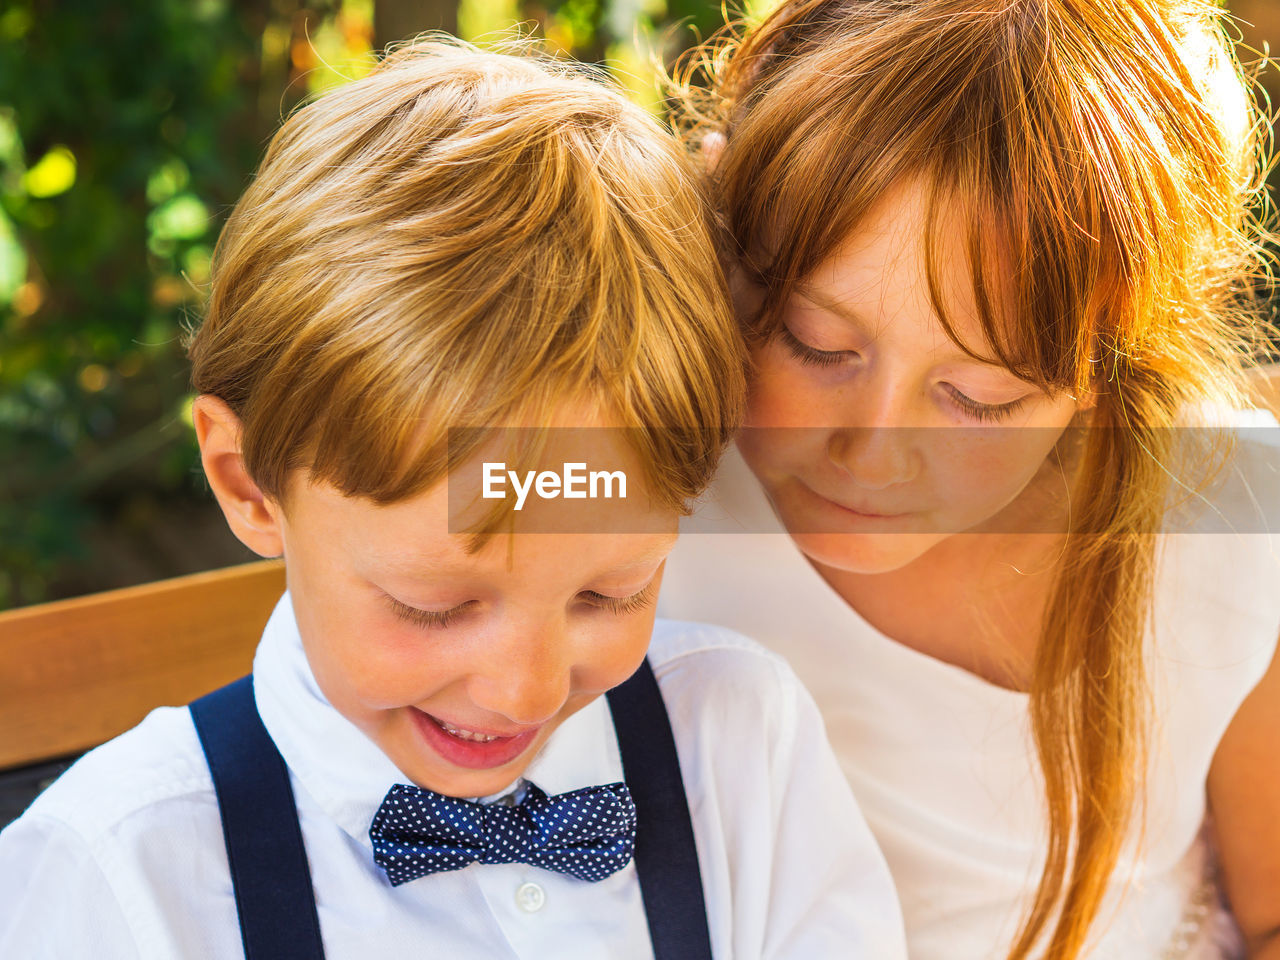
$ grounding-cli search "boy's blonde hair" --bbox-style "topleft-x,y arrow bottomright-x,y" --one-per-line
189,38 -> 744,511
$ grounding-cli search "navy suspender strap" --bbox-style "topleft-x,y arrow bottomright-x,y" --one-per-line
190,676 -> 327,960
192,660 -> 712,960
606,659 -> 715,960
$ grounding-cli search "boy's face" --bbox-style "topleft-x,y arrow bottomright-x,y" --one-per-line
273,435 -> 678,800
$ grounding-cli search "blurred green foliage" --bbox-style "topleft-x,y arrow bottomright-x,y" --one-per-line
0,0 -> 278,607
0,0 -> 739,609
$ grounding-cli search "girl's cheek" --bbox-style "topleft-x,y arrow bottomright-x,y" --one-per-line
746,353 -> 819,427
935,437 -> 1056,518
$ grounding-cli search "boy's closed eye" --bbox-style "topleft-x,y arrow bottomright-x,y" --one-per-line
385,596 -> 477,630
578,580 -> 660,615
383,578 -> 659,631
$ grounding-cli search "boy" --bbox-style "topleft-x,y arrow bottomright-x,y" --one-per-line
0,41 -> 906,959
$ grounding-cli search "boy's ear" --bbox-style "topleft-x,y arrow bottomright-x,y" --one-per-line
191,395 -> 285,558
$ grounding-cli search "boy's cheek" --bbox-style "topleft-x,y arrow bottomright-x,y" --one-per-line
577,616 -> 656,694
345,659 -> 451,712
305,627 -> 449,712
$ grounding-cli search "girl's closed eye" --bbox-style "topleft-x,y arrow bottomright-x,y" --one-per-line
941,383 -> 1029,423
777,324 -> 858,368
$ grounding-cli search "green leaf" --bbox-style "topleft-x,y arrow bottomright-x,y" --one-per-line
147,193 -> 210,242
22,145 -> 76,199
146,159 -> 190,205
0,205 -> 26,303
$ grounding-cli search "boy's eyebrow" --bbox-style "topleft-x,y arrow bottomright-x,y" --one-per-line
366,544 -> 477,577
612,536 -> 681,570
372,534 -> 679,579
572,536 -> 682,581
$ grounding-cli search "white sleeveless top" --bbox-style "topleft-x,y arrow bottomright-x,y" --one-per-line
659,419 -> 1280,959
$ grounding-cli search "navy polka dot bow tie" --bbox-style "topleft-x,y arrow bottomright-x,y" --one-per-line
369,781 -> 637,886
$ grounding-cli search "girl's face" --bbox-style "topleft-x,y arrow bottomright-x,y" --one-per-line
738,180 -> 1086,574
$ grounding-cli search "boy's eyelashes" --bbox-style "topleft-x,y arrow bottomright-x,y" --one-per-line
578,580 -> 659,616
383,580 -> 659,631
385,596 -> 475,630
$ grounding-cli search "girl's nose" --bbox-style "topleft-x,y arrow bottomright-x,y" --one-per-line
826,376 -> 920,489
827,426 -> 919,490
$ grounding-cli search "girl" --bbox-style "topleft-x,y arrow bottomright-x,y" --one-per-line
659,1 -> 1280,957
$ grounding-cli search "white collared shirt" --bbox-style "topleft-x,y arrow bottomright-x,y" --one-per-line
0,596 -> 906,959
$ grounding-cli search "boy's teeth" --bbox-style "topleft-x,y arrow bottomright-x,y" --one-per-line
438,719 -> 499,743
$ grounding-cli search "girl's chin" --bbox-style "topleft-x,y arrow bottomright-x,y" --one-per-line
790,530 -> 945,576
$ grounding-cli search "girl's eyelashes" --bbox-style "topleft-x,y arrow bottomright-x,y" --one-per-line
943,383 -> 1028,422
777,324 -> 857,368
779,323 -> 1028,422
779,313 -> 1036,422
579,580 -> 658,616
386,596 -> 474,630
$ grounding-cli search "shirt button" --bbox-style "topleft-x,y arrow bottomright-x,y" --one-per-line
515,881 -> 546,913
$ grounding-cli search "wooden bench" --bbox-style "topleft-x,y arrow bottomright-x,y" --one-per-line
0,560 -> 285,825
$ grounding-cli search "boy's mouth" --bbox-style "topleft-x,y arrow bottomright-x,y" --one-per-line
409,708 -> 542,770
435,718 -> 500,743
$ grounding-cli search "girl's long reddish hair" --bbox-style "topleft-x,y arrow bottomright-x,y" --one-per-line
672,1 -> 1273,956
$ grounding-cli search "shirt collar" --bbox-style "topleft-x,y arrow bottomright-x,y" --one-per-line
252,594 -> 624,853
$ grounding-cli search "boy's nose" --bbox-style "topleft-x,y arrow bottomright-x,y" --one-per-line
468,622 -> 573,728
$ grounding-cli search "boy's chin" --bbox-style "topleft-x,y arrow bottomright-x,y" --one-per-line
412,770 -> 527,802
398,753 -> 538,802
